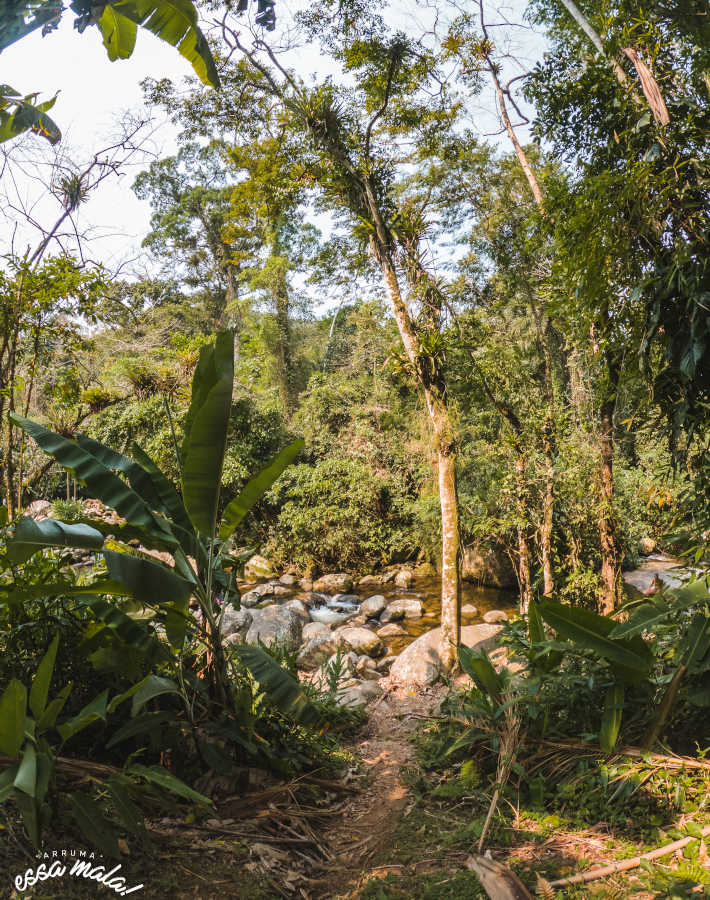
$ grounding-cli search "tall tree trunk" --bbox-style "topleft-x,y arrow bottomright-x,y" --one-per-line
515,455 -> 532,614
541,421 -> 555,596
436,410 -> 462,667
598,395 -> 619,614
375,245 -> 461,669
273,278 -> 296,416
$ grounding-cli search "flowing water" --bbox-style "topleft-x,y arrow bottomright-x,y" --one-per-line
357,577 -> 518,655
242,576 -> 519,657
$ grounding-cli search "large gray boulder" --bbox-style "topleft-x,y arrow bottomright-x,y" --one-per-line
380,597 -> 422,623
283,599 -> 310,623
462,544 -> 517,588
220,607 -> 253,643
360,594 -> 387,618
336,679 -> 383,708
313,573 -> 353,593
389,624 -> 503,686
357,574 -> 384,587
246,604 -> 303,651
297,633 -> 339,669
332,625 -> 383,657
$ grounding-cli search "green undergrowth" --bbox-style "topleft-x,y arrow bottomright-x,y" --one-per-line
351,715 -> 710,900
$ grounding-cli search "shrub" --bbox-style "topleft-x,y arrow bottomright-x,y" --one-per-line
266,456 -> 416,572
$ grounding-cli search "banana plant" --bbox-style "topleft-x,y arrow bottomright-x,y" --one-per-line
0,85 -> 61,146
0,634 -> 213,855
536,597 -> 655,752
7,329 -> 309,722
609,578 -> 710,749
0,2 -> 220,88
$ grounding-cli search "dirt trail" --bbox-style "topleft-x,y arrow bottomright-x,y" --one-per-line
309,679 -> 446,898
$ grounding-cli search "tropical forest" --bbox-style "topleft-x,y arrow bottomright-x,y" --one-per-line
0,0 -> 709,897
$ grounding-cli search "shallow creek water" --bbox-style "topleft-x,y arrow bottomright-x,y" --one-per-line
239,576 -> 519,657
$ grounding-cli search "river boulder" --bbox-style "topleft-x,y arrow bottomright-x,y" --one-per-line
244,554 -> 276,582
380,597 -> 422,623
246,604 -> 303,651
360,594 -> 387,618
390,624 -> 503,686
297,633 -> 339,669
313,573 -> 354,593
332,625 -> 383,657
483,610 -> 509,624
220,608 -> 253,643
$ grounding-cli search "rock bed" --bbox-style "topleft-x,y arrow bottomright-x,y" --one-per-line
221,567 -> 514,707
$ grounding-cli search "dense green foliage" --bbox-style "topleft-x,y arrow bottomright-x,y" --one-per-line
0,0 -> 709,886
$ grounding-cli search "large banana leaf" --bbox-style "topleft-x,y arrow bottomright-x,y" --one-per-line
679,613 -> 710,673
110,0 -> 220,87
11,414 -> 175,544
0,85 -> 61,145
234,644 -> 321,725
0,680 -> 27,758
103,549 -> 193,608
6,516 -> 105,564
76,433 -> 174,520
103,549 -> 193,648
130,443 -> 193,534
29,635 -> 59,720
181,331 -> 234,536
80,596 -> 160,655
219,438 -> 305,540
99,5 -> 137,59
537,598 -> 653,683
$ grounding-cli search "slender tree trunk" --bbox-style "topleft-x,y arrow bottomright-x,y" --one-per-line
375,246 -> 461,669
556,0 -> 631,88
514,455 -> 532,614
3,332 -> 18,520
541,421 -> 555,596
436,414 -> 462,667
485,53 -> 555,601
273,278 -> 296,416
598,397 -> 619,614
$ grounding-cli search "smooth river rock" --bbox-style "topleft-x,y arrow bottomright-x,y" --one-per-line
332,625 -> 383,657
244,554 -> 276,582
337,679 -> 383,708
297,633 -> 339,669
389,624 -> 503,686
313,573 -> 353,593
394,569 -> 414,588
360,594 -> 387,618
241,584 -> 275,607
462,604 -> 478,615
302,621 -> 330,641
246,604 -> 303,651
380,597 -> 422,623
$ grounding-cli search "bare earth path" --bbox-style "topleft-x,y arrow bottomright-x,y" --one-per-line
309,679 -> 446,899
